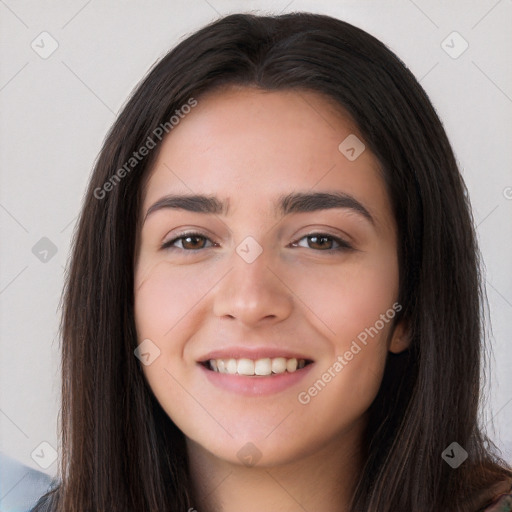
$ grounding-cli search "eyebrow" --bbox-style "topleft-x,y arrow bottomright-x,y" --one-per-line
143,191 -> 374,225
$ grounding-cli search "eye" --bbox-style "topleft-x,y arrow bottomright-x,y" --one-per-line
291,233 -> 352,251
161,232 -> 215,251
161,231 -> 352,252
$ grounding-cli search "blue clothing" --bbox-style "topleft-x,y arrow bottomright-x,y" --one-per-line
29,491 -> 55,512
0,452 -> 55,512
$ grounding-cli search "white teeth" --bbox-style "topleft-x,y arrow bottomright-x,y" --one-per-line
271,357 -> 287,374
207,356 -> 308,376
286,358 -> 298,372
237,358 -> 254,376
227,358 -> 237,374
254,358 -> 272,376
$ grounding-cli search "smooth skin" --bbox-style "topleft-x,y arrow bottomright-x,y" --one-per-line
134,86 -> 409,512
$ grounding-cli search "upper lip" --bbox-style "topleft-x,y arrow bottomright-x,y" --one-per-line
198,346 -> 314,362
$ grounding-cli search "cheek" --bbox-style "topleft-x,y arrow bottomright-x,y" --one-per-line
134,261 -> 201,391
290,249 -> 397,418
134,259 -> 211,342
289,249 -> 398,347
296,338 -> 389,444
134,261 -> 208,426
133,256 -> 229,386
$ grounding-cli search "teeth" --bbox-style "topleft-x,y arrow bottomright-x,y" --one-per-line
207,357 -> 307,376
237,358 -> 254,376
286,358 -> 297,372
227,358 -> 237,374
271,357 -> 287,374
255,358 -> 271,376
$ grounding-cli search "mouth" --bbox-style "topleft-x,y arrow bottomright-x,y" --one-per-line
197,348 -> 316,395
200,357 -> 314,376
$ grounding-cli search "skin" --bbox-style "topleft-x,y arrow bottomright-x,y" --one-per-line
134,86 -> 409,512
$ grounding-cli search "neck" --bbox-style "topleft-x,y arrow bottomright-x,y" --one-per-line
187,427 -> 364,512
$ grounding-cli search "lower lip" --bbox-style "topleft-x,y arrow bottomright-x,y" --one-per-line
199,363 -> 314,397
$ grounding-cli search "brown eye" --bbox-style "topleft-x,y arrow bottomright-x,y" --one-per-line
292,233 -> 352,251
161,232 -> 351,252
307,235 -> 334,250
161,232 -> 214,251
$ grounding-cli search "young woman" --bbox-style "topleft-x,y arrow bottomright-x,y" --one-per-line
32,11 -> 511,512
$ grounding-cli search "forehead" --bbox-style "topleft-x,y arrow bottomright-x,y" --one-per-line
141,87 -> 393,231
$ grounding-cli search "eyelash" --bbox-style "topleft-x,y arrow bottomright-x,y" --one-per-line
160,231 -> 353,253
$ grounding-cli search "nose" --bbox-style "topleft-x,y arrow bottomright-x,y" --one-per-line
212,244 -> 294,327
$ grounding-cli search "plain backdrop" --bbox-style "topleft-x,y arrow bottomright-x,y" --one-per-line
1,0 -> 511,479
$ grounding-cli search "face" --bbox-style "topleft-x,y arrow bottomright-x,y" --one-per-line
134,87 -> 408,467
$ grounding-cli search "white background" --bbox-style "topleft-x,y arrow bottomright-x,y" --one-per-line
1,0 -> 511,478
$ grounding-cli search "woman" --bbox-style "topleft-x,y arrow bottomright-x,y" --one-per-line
32,11 -> 511,512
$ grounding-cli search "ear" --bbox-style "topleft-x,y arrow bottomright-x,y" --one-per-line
388,320 -> 411,354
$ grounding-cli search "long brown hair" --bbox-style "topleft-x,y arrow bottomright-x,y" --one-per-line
35,12 -> 510,511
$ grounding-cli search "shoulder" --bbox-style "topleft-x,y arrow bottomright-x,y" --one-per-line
477,478 -> 512,512
30,487 -> 59,512
0,451 -> 54,512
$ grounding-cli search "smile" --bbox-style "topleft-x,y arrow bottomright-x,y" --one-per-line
198,354 -> 315,396
204,357 -> 312,376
